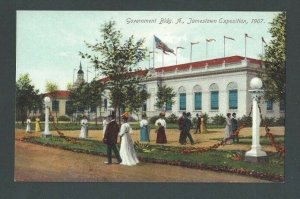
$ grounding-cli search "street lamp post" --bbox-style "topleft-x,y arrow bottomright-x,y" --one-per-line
42,96 -> 52,137
245,77 -> 268,162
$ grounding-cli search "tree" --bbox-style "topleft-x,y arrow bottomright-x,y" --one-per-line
155,85 -> 176,111
259,12 -> 286,103
89,80 -> 106,125
124,84 -> 150,119
45,81 -> 59,122
16,73 -> 42,125
80,21 -> 148,123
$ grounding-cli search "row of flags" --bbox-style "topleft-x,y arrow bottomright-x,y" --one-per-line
154,34 -> 267,56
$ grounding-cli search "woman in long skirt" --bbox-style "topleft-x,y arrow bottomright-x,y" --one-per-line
155,112 -> 167,144
200,114 -> 208,134
26,118 -> 31,133
224,113 -> 232,144
79,116 -> 88,138
139,113 -> 150,142
119,112 -> 139,166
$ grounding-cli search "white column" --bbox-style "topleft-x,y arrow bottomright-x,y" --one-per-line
245,77 -> 267,161
42,97 -> 52,137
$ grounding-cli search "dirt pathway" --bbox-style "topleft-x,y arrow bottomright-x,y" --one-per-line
15,141 -> 270,182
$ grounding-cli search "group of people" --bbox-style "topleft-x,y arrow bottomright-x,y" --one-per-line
102,112 -> 139,166
25,117 -> 41,133
224,112 -> 239,144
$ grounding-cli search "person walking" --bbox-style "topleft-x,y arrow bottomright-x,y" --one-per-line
139,113 -> 150,142
231,113 -> 239,143
200,113 -> 208,134
119,112 -> 139,166
194,113 -> 201,134
178,112 -> 186,144
103,113 -> 122,164
182,112 -> 195,145
155,112 -> 167,144
224,113 -> 232,144
102,116 -> 109,139
79,115 -> 88,138
35,117 -> 41,132
26,118 -> 31,133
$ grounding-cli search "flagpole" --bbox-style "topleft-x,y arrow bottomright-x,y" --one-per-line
153,37 -> 155,68
224,36 -> 225,58
190,43 -> 192,62
206,40 -> 208,59
162,52 -> 164,67
245,34 -> 247,60
176,48 -> 178,65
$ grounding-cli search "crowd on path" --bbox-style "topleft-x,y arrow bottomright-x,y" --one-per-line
24,110 -> 240,167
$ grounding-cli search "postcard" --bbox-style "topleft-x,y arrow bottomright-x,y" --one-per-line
15,11 -> 285,183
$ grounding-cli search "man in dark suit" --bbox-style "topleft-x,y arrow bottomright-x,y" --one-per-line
103,113 -> 122,164
178,112 -> 186,144
231,113 -> 239,143
182,112 -> 195,145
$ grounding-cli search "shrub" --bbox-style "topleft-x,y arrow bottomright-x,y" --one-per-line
166,113 -> 178,124
263,117 -> 275,126
149,115 -> 160,124
275,116 -> 285,126
211,114 -> 226,126
58,115 -> 71,122
237,115 -> 252,127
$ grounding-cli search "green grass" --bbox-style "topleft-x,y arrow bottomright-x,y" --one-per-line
210,135 -> 284,145
25,136 -> 284,178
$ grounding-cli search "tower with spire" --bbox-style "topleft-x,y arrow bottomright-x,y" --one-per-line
73,62 -> 85,88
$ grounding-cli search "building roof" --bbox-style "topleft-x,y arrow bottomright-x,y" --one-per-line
98,55 -> 262,82
43,90 -> 70,98
155,55 -> 262,72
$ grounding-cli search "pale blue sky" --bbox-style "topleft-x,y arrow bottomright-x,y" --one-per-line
16,11 -> 279,93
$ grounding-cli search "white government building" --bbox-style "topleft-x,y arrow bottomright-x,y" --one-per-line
44,55 -> 284,120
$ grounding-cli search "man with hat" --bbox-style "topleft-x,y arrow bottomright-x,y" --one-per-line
103,112 -> 122,164
182,112 -> 195,145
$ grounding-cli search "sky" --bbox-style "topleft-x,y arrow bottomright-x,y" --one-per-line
16,11 -> 279,93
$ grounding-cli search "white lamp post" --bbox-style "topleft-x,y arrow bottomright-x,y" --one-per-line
245,77 -> 268,162
42,96 -> 52,137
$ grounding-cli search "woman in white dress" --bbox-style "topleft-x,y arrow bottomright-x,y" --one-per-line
79,116 -> 88,138
119,112 -> 139,166
26,118 -> 31,133
224,113 -> 232,144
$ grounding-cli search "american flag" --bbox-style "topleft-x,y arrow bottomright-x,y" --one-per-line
154,35 -> 175,55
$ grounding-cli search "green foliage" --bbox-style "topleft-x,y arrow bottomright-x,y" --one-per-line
58,115 -> 71,122
211,114 -> 226,126
79,20 -> 148,122
124,84 -> 150,115
262,116 -> 285,126
237,115 -> 252,127
154,85 -> 176,111
25,136 -> 284,177
16,73 -> 42,124
149,115 -> 160,124
166,113 -> 178,124
260,12 -> 286,103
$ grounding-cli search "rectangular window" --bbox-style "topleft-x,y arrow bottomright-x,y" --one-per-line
179,93 -> 186,110
211,91 -> 219,110
229,90 -> 238,109
142,103 -> 147,111
266,100 -> 273,111
91,105 -> 97,112
166,102 -> 172,110
52,100 -> 59,112
194,92 -> 202,110
280,100 -> 285,111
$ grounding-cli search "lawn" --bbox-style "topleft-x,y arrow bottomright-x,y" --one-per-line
23,135 -> 284,182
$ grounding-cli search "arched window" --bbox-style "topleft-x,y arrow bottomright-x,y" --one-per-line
227,82 -> 238,109
193,85 -> 202,110
209,83 -> 219,110
266,100 -> 273,111
178,86 -> 186,111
